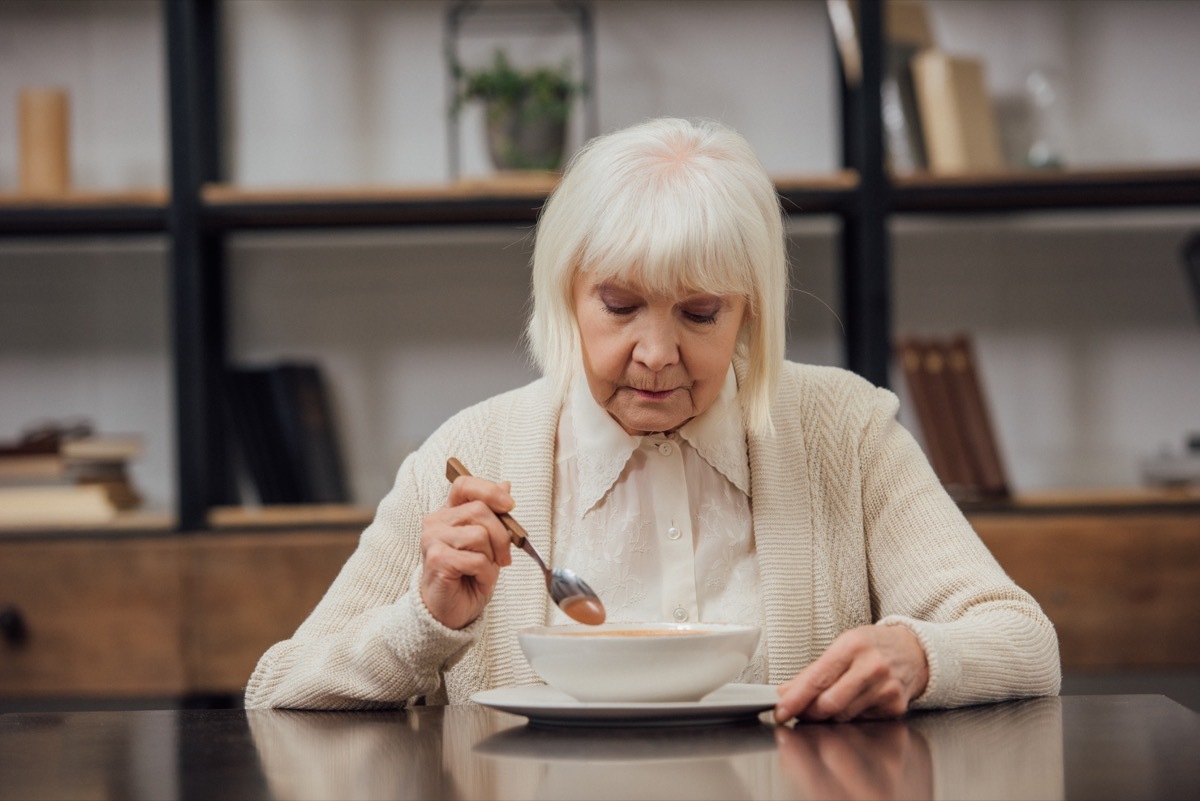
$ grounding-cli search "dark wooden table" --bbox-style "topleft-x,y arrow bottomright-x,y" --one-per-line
1,695 -> 1197,800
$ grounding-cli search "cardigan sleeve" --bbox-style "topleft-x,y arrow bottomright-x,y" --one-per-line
243,443 -> 480,710
857,387 -> 1061,709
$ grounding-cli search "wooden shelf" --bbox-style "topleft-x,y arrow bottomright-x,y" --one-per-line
891,165 -> 1200,213
207,504 -> 374,531
0,189 -> 168,236
3,165 -> 1193,237
0,511 -> 175,541
774,170 -> 859,214
199,172 -> 860,230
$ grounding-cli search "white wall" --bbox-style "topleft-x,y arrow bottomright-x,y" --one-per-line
0,0 -> 165,190
1,0 -> 1198,511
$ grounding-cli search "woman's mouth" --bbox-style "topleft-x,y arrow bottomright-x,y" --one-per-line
633,388 -> 676,400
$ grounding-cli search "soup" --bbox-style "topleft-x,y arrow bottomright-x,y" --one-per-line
554,628 -> 706,637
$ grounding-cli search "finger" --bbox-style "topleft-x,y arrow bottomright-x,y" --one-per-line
448,475 -> 515,515
447,478 -> 517,566
774,646 -> 855,723
425,542 -> 501,587
802,657 -> 887,722
438,499 -> 514,567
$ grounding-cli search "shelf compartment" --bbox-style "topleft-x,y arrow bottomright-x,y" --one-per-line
0,190 -> 168,236
892,165 -> 1200,213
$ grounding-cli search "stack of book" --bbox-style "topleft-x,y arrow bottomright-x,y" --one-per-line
895,334 -> 1009,503
0,426 -> 143,527
225,361 -> 349,506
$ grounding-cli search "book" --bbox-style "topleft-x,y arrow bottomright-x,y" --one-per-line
827,0 -> 934,172
899,337 -> 976,496
895,334 -> 1009,501
911,49 -> 1005,174
226,367 -> 303,504
60,436 -> 141,462
896,336 -> 957,485
0,453 -> 65,482
942,335 -> 1009,498
226,362 -> 349,506
266,364 -> 349,504
0,484 -> 118,526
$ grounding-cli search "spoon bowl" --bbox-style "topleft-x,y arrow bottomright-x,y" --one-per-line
446,458 -> 606,625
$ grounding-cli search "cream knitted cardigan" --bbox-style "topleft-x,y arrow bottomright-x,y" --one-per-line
244,361 -> 1061,710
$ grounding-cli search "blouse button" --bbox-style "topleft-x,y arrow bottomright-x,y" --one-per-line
667,526 -> 681,540
657,442 -> 673,456
672,607 -> 689,623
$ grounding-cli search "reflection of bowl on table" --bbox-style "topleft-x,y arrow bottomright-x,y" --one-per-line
474,720 -> 775,801
474,720 -> 777,762
517,622 -> 760,703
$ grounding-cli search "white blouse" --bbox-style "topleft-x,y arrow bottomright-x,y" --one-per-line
548,367 -> 768,683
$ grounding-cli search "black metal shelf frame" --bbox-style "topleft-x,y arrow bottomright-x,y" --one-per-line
891,172 -> 1200,213
0,206 -> 167,238
166,0 -> 228,530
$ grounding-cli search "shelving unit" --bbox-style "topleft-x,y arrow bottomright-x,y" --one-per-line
3,0 -> 1199,705
0,0 -> 1196,530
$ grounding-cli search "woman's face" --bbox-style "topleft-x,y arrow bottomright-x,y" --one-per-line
572,273 -> 747,435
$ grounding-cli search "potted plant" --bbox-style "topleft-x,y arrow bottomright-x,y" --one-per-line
453,49 -> 582,172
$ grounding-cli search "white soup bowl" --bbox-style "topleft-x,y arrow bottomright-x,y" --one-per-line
517,621 -> 761,703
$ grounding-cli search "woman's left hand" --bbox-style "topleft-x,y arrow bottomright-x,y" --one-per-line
774,625 -> 929,723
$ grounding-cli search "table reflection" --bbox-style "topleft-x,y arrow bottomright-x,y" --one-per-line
247,709 -> 452,801
470,722 -> 779,800
774,719 -> 933,800
245,697 -> 1065,801
910,697 -> 1065,801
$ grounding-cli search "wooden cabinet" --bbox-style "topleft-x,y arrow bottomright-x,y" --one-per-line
4,502 -> 1197,700
0,536 -> 185,697
971,509 -> 1200,670
183,530 -> 358,695
1,527 -> 359,701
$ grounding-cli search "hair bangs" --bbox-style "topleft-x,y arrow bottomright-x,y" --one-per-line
574,166 -> 757,307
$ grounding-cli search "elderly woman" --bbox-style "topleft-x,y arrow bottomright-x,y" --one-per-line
245,118 -> 1060,721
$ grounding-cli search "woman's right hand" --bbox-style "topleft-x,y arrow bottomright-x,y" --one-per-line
418,475 -> 515,630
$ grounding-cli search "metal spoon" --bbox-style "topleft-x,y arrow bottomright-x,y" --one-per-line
445,457 -> 606,626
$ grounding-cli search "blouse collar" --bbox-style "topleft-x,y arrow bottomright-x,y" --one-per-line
569,366 -> 750,515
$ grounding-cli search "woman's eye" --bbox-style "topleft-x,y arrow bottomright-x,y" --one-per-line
603,303 -> 638,316
682,307 -> 720,324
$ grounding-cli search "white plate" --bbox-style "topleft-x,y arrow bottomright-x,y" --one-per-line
471,683 -> 779,727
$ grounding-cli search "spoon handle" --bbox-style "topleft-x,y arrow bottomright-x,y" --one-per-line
445,457 -> 530,547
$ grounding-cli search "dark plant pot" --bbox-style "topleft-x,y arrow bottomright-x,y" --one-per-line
485,99 -> 567,172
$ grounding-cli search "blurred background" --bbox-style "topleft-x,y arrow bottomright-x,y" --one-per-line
1,0 -> 1197,711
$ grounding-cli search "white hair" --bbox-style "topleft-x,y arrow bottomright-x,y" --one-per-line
526,117 -> 788,435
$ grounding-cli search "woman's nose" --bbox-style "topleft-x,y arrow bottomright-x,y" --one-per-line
631,317 -> 680,371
